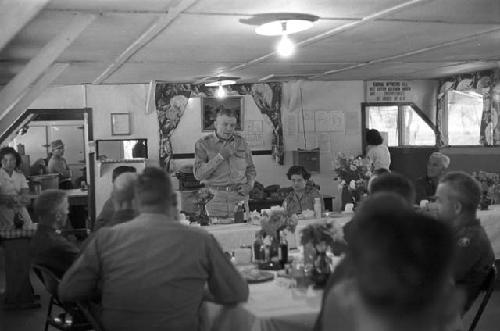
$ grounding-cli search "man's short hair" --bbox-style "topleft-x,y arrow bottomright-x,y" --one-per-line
35,189 -> 67,224
348,194 -> 455,314
429,152 -> 450,169
135,167 -> 174,207
439,171 -> 481,213
112,166 -> 137,182
112,173 -> 138,204
286,165 -> 311,180
369,172 -> 416,204
216,107 -> 237,118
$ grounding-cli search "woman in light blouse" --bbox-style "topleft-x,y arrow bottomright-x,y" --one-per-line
0,147 -> 32,228
283,165 -> 323,215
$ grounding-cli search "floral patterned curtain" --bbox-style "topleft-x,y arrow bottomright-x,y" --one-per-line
436,69 -> 500,146
155,82 -> 283,171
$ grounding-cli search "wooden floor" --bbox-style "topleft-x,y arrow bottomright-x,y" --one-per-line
1,248 -> 500,331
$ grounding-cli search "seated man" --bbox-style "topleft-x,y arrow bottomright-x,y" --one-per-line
94,165 -> 137,231
434,171 -> 495,313
368,172 -> 416,205
318,193 -> 463,331
59,167 -> 248,331
30,189 -> 79,278
415,152 -> 450,203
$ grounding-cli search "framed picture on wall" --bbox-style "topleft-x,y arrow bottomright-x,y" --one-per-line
201,96 -> 244,131
111,113 -> 131,135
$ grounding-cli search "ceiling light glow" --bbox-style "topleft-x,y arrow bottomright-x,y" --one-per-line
277,34 -> 295,57
216,84 -> 227,99
255,20 -> 314,36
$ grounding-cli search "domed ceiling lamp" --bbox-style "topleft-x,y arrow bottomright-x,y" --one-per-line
241,13 -> 319,58
205,77 -> 240,99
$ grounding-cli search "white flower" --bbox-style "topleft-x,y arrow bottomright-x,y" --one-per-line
341,180 -> 346,185
349,165 -> 357,171
349,180 -> 356,190
365,171 -> 372,178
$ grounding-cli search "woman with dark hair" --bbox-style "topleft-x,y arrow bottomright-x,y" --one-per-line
365,129 -> 391,171
0,147 -> 32,228
283,165 -> 323,215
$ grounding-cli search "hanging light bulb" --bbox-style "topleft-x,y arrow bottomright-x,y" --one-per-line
276,22 -> 295,57
216,83 -> 227,99
277,33 -> 295,57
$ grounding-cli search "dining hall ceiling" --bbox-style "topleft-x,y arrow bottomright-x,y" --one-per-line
1,0 -> 500,89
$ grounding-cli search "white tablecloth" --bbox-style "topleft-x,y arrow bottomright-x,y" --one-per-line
205,216 -> 351,252
202,279 -> 322,331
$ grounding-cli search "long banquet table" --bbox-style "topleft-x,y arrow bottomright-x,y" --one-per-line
201,272 -> 323,331
204,206 -> 500,257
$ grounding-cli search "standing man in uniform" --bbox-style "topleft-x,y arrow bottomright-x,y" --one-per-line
48,139 -> 73,189
194,108 -> 256,219
434,171 -> 494,313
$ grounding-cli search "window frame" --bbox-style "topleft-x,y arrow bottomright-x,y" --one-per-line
361,102 -> 438,152
442,90 -> 486,148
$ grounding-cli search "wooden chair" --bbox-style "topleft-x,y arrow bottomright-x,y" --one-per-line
468,263 -> 497,331
32,264 -> 104,331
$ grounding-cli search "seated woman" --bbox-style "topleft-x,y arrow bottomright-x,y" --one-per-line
283,165 -> 323,215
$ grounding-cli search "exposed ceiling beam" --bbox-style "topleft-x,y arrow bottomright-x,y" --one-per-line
0,13 -> 95,119
0,0 -> 50,52
92,0 -> 199,84
217,0 -> 435,76
310,26 -> 500,79
0,63 -> 69,141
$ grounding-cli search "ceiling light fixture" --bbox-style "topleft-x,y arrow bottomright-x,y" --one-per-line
205,77 -> 239,99
241,13 -> 318,58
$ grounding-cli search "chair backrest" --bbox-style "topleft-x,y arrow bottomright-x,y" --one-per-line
32,264 -> 61,299
468,263 -> 497,331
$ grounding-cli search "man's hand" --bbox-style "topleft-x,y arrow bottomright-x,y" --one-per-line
219,144 -> 236,160
237,183 -> 252,196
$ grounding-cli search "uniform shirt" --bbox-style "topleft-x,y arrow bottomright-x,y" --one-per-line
453,218 -> 495,312
283,187 -> 323,215
0,168 -> 31,227
194,133 -> 256,186
59,213 -> 249,331
366,144 -> 391,171
48,156 -> 71,180
415,176 -> 437,203
30,224 -> 80,278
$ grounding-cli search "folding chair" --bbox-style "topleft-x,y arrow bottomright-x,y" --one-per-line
468,263 -> 497,331
32,264 -> 104,331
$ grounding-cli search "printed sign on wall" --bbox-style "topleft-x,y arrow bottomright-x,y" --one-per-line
366,81 -> 415,102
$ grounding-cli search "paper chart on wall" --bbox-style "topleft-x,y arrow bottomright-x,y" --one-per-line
345,112 -> 360,135
245,120 -> 263,133
319,133 -> 331,152
298,111 -> 315,132
241,133 -> 264,147
286,115 -> 297,136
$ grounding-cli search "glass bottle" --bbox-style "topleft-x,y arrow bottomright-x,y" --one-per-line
253,231 -> 264,263
279,230 -> 288,266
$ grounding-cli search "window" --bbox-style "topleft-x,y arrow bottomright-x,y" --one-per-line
446,90 -> 483,145
364,103 -> 436,147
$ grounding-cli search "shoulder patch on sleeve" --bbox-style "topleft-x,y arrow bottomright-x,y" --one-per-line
458,237 -> 471,247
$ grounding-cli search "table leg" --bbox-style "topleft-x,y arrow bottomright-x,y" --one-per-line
2,238 -> 37,308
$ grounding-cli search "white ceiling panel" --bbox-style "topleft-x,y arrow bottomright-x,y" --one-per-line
385,0 -> 500,24
188,0 -> 408,18
292,21 -> 500,64
131,14 -> 354,63
106,62 -> 242,84
47,0 -> 174,12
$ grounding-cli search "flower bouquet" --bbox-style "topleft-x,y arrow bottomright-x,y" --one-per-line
473,171 -> 500,209
300,222 -> 346,287
334,153 -> 372,207
191,188 -> 214,225
260,206 -> 298,239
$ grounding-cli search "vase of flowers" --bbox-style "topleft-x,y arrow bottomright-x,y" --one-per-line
334,153 -> 372,210
473,171 -> 500,210
258,206 -> 298,269
192,188 -> 214,226
300,222 -> 346,288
